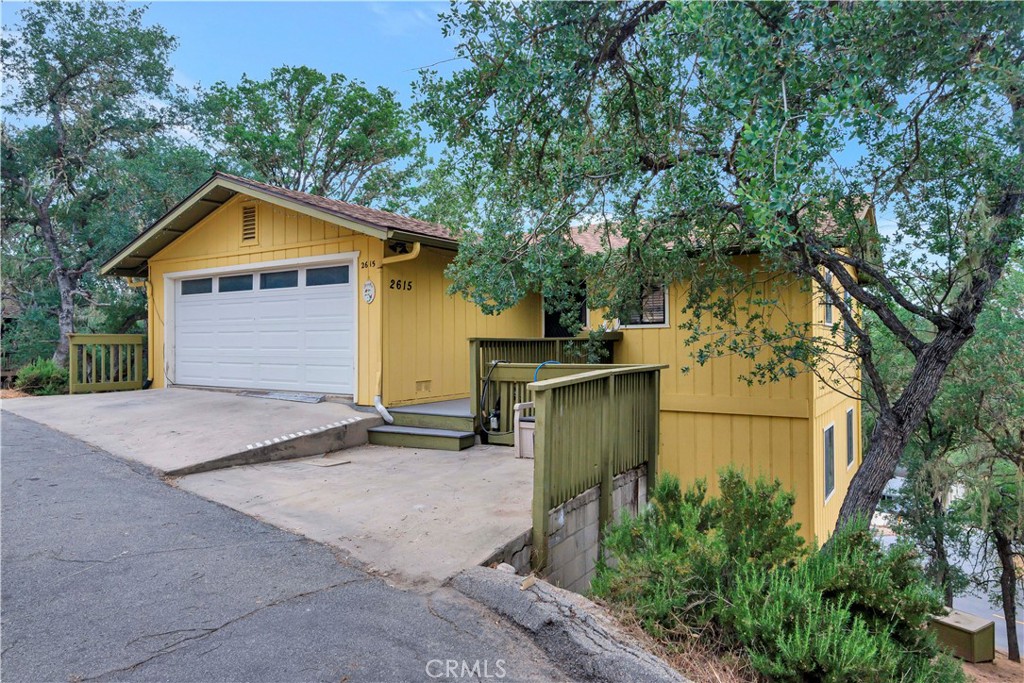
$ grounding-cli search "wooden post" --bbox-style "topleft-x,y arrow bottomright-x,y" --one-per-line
68,335 -> 79,395
599,374 -> 616,539
647,369 -> 660,500
469,339 -> 480,425
531,389 -> 553,572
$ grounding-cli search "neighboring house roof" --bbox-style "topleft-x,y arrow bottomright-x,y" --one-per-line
101,172 -> 456,277
569,202 -> 876,257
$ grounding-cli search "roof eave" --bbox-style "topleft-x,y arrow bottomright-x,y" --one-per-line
101,175 -> 395,278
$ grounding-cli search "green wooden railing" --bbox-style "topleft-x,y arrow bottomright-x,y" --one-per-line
69,334 -> 145,395
529,363 -> 665,571
476,363 -> 616,445
469,334 -> 621,439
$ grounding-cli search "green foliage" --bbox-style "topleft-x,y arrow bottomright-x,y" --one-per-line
593,471 -> 806,635
15,358 -> 68,396
594,472 -> 964,682
1,0 -> 200,364
419,1 -> 1024,528
194,65 -> 426,211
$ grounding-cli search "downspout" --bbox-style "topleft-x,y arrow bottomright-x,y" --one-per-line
374,370 -> 394,424
374,241 -> 422,423
129,277 -> 154,389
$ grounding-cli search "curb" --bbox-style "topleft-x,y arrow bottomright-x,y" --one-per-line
450,564 -> 687,683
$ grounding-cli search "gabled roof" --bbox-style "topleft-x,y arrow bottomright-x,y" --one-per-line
101,172 -> 456,277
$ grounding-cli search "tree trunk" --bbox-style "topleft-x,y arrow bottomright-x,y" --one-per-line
994,528 -> 1020,662
36,205 -> 76,367
836,327 -> 974,531
932,496 -> 954,608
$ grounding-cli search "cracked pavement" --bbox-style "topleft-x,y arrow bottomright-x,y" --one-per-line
0,412 -> 566,682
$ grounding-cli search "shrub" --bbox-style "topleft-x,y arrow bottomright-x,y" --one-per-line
593,470 -> 965,683
592,471 -> 806,636
15,358 -> 68,395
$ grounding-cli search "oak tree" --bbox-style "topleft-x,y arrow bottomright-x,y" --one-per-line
418,1 -> 1024,530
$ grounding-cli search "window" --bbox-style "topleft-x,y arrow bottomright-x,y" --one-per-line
260,270 -> 298,289
846,408 -> 856,467
625,283 -> 668,327
824,271 -> 834,325
219,274 -> 253,293
306,265 -> 349,286
824,425 -> 836,500
241,204 -> 258,242
843,290 -> 853,345
181,278 -> 212,295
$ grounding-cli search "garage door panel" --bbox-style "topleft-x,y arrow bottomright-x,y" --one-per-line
173,262 -> 355,394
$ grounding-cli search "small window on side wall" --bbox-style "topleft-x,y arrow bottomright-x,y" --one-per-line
846,408 -> 855,467
823,271 -> 834,325
843,291 -> 852,342
824,425 -> 836,500
625,283 -> 668,327
181,278 -> 212,295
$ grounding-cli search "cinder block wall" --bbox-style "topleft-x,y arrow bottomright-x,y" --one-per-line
544,466 -> 647,593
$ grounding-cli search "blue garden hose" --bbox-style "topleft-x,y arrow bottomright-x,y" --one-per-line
534,360 -> 561,381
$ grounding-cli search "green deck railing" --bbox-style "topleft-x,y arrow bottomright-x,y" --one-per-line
529,363 -> 665,571
68,334 -> 145,394
469,334 -> 621,440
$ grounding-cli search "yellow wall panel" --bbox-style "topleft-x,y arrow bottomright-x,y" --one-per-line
593,257 -> 856,541
381,246 -> 542,406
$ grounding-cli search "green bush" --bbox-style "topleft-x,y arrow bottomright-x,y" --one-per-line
14,358 -> 68,395
592,470 -> 964,683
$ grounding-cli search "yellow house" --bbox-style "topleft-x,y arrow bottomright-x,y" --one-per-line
567,227 -> 865,540
102,172 -> 863,541
101,171 -> 542,410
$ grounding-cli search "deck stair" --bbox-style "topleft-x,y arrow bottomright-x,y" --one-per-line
368,399 -> 477,451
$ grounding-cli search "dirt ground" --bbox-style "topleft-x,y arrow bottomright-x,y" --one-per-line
0,388 -> 30,399
964,652 -> 1023,683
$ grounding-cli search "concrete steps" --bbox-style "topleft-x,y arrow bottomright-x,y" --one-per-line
368,399 -> 478,451
368,424 -> 476,451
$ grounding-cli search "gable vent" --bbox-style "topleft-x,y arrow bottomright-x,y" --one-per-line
241,205 -> 258,241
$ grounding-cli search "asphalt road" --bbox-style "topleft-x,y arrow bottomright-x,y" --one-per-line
0,412 -> 565,682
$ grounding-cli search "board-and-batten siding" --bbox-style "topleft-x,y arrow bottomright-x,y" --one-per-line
594,256 -> 861,542
810,262 -> 862,540
146,194 -> 542,408
146,194 -> 384,405
382,245 -> 542,406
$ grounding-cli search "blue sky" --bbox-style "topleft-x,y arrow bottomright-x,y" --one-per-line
3,1 -> 458,104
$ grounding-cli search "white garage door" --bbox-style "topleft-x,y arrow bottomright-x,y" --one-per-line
173,261 -> 355,394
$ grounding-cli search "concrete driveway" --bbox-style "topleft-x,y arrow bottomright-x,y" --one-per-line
2,388 -> 379,475
176,444 -> 534,587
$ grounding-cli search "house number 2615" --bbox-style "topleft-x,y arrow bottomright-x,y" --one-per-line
389,279 -> 413,291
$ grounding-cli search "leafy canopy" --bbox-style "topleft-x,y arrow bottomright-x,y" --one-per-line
196,65 -> 427,211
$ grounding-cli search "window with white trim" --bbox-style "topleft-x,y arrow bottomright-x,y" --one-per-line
843,290 -> 853,344
625,283 -> 668,327
846,408 -> 856,467
824,425 -> 836,499
823,271 -> 834,325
